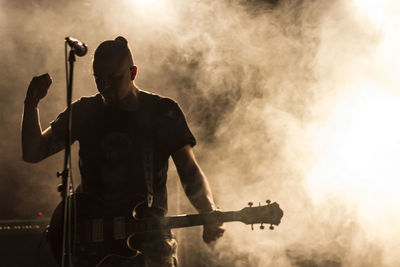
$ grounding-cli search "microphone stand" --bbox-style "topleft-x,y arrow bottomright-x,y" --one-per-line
57,46 -> 77,267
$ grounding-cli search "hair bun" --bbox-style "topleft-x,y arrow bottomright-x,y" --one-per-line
114,36 -> 128,45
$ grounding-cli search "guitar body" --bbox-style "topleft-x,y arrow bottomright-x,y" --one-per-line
48,193 -> 142,267
47,193 -> 284,266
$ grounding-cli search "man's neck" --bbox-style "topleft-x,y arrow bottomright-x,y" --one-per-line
103,85 -> 141,111
119,85 -> 140,111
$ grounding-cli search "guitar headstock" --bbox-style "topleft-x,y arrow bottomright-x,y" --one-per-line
238,200 -> 283,230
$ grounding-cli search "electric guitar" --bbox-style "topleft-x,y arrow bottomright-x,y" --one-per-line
48,193 -> 283,266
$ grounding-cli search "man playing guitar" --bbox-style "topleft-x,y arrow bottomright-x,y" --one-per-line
21,36 -> 225,266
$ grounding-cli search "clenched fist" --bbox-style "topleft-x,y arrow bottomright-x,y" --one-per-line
25,73 -> 52,108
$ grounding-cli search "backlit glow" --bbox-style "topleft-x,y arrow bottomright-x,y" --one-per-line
134,0 -> 162,5
352,0 -> 388,28
307,84 -> 400,218
307,1 -> 400,222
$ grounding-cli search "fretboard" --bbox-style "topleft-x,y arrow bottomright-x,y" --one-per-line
129,211 -> 238,234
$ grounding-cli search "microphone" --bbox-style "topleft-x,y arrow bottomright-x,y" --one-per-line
65,37 -> 88,57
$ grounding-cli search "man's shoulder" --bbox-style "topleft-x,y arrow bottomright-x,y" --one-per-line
75,93 -> 102,106
71,94 -> 102,113
139,90 -> 179,112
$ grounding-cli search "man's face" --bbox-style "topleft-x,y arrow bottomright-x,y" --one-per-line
93,58 -> 132,104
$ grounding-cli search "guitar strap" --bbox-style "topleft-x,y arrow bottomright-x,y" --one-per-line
142,136 -> 154,208
139,93 -> 158,208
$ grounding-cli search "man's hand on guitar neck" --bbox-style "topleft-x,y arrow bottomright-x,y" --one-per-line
203,220 -> 225,243
172,145 -> 225,243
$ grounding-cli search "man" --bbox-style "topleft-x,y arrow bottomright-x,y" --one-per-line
22,36 -> 224,266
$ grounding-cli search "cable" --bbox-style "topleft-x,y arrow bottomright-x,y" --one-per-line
34,226 -> 49,267
95,252 -> 141,267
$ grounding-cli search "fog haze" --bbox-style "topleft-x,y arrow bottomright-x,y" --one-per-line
1,0 -> 399,266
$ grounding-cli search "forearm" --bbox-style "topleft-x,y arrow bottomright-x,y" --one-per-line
181,166 -> 217,213
21,104 -> 44,162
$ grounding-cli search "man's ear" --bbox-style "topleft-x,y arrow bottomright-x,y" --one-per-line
130,66 -> 138,81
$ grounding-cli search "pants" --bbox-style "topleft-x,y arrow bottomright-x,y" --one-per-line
97,231 -> 178,267
139,234 -> 178,267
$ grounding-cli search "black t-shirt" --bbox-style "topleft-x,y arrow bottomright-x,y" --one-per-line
50,90 -> 196,213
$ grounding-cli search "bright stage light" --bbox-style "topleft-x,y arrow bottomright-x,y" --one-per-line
134,0 -> 163,5
120,0 -> 175,26
120,0 -> 167,12
307,83 -> 400,217
308,0 -> 400,221
352,0 -> 387,28
124,0 -> 166,7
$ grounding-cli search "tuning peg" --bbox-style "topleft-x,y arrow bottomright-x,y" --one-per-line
251,224 -> 254,230
269,224 -> 274,230
266,200 -> 271,205
260,223 -> 265,230
248,202 -> 253,207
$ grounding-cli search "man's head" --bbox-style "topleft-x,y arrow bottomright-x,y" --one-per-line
93,36 -> 137,103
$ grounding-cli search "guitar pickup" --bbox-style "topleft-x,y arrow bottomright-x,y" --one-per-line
113,216 -> 126,240
91,219 -> 104,242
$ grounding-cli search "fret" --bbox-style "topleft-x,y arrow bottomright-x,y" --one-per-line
127,210 -> 243,234
159,211 -> 239,229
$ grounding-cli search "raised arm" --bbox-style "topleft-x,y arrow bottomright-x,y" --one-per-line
172,144 -> 225,242
22,74 -> 64,163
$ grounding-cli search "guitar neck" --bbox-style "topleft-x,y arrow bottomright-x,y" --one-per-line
162,211 -> 239,229
128,202 -> 283,234
131,211 -> 239,233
